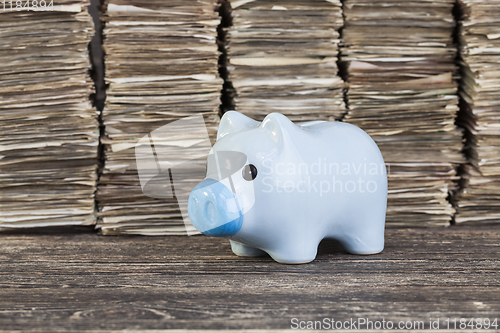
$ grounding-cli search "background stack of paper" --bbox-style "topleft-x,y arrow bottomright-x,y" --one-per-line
225,0 -> 345,121
454,0 -> 500,224
341,0 -> 465,226
98,0 -> 222,235
0,2 -> 98,230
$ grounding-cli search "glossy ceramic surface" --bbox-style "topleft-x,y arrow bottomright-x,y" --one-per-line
188,111 -> 387,264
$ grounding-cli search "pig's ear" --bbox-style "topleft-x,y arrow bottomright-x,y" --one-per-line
261,113 -> 297,145
217,111 -> 259,140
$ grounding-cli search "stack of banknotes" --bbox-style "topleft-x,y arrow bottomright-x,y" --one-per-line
98,0 -> 222,235
0,1 -> 98,230
454,0 -> 500,224
342,0 -> 465,226
226,0 -> 346,121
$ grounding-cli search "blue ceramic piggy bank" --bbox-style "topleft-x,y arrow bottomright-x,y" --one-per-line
188,111 -> 387,264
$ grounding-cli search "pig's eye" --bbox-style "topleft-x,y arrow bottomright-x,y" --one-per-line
242,164 -> 258,181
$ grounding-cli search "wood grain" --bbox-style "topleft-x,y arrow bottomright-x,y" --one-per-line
0,226 -> 499,330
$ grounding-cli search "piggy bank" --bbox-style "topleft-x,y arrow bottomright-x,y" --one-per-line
188,111 -> 387,264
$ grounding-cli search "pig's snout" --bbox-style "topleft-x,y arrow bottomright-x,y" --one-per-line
188,178 -> 243,237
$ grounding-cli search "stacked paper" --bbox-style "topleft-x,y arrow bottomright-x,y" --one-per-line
455,0 -> 500,224
98,0 -> 222,235
226,0 -> 345,121
341,0 -> 465,226
0,2 -> 98,230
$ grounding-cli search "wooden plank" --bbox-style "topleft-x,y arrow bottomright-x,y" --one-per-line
0,226 -> 499,330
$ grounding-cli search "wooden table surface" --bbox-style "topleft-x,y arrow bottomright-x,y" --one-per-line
0,226 -> 499,331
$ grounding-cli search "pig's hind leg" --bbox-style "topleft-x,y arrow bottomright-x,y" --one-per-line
333,196 -> 386,255
336,220 -> 385,255
230,240 -> 267,257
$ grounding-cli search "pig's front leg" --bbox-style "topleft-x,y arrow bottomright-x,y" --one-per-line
266,241 -> 320,264
230,240 -> 267,257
